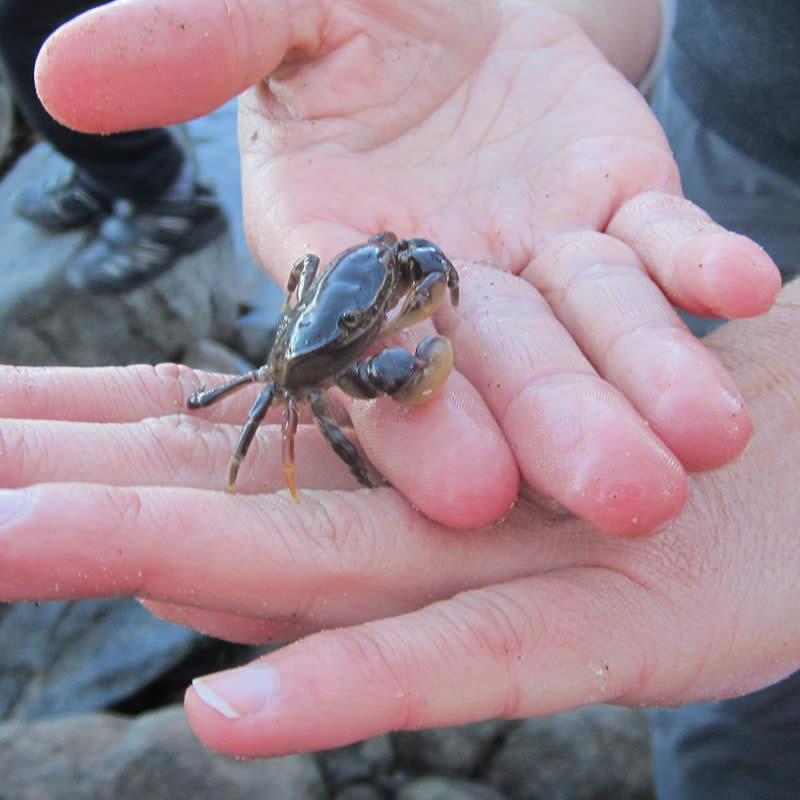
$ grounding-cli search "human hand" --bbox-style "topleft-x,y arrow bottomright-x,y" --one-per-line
34,0 -> 781,533
1,281 -> 798,757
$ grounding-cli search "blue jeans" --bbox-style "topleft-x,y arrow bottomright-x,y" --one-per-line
0,0 -> 183,202
648,73 -> 800,800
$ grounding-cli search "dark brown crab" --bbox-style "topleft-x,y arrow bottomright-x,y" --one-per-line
187,232 -> 459,500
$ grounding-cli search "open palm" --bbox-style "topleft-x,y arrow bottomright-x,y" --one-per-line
35,0 -> 780,534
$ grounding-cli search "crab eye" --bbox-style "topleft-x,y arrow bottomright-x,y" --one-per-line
339,309 -> 363,329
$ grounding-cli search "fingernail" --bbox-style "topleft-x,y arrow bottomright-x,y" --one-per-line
192,662 -> 280,719
0,489 -> 27,528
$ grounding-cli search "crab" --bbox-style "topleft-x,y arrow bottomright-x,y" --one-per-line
187,231 -> 460,501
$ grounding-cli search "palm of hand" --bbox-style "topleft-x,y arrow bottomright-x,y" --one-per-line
236,3 -> 761,533
31,0 -> 779,533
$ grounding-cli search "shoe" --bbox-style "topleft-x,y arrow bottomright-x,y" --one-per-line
13,168 -> 114,231
65,182 -> 228,294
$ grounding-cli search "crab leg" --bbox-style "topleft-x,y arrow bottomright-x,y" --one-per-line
187,369 -> 261,408
282,253 -> 320,309
227,383 -> 275,491
281,398 -> 300,502
309,391 -> 376,488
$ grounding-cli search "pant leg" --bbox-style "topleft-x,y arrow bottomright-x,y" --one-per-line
0,0 -> 183,202
649,73 -> 800,800
651,671 -> 800,800
651,73 -> 800,281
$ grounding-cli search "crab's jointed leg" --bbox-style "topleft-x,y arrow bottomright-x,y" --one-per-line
227,383 -> 276,491
282,398 -> 300,502
187,369 -> 262,408
309,391 -> 376,488
282,253 -> 320,309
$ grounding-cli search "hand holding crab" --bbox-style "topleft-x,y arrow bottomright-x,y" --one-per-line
188,233 -> 459,501
35,0 -> 781,535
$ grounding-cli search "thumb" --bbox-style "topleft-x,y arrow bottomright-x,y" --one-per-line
34,0 -> 295,132
183,571 -> 664,757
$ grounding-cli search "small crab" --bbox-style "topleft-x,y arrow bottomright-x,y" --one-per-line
187,231 -> 460,501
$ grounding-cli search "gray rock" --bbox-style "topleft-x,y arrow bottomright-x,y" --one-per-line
0,705 -> 326,800
483,706 -> 654,800
393,720 -> 513,776
320,733 -> 397,795
182,338 -> 255,376
0,98 -> 281,368
397,776 -> 508,800
319,744 -> 378,791
0,147 -> 241,366
0,600 -> 203,721
333,786 -> 385,800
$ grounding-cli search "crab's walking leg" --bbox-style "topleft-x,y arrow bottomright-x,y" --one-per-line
187,369 -> 264,408
309,391 -> 376,488
282,254 -> 320,310
282,398 -> 300,503
227,384 -> 275,491
337,335 -> 454,407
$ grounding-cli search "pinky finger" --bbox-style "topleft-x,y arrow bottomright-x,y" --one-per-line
608,191 -> 781,318
140,600 -> 308,645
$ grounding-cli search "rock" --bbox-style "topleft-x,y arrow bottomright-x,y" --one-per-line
0,705 -> 326,800
333,786 -> 385,800
319,734 -> 396,795
0,148 -> 243,366
0,98 -> 281,369
397,777 -> 508,800
231,288 -> 281,365
182,338 -> 255,375
483,706 -> 654,800
0,600 -> 204,721
393,720 -> 512,777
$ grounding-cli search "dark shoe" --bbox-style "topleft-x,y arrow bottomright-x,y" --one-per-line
13,168 -> 114,231
65,182 -> 228,294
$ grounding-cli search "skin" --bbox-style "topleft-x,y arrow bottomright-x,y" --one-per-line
32,0 -> 780,535
0,281 -> 798,757
1,0 -> 793,757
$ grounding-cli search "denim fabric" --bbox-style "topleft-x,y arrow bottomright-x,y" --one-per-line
0,0 -> 183,202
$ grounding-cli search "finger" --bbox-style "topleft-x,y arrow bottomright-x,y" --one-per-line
0,484 -> 576,621
0,364 -> 292,426
439,263 -> 687,536
607,191 -> 781,318
0,416 -> 360,493
182,569 -> 687,757
34,0 -> 295,131
347,338 -> 520,529
141,600 -> 300,644
1,362 -> 516,527
526,231 -> 752,470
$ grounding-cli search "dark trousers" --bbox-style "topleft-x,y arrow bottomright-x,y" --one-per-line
0,0 -> 183,202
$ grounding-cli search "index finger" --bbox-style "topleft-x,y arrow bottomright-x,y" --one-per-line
0,363 -> 250,423
35,0 -> 293,132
